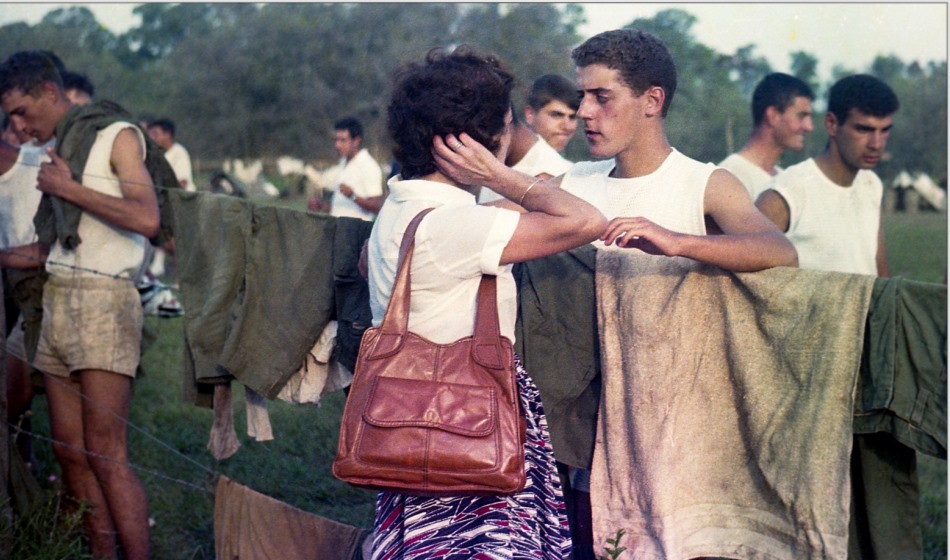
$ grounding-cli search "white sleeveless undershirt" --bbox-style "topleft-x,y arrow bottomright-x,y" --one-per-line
560,149 -> 715,250
770,158 -> 882,276
0,144 -> 46,249
47,121 -> 149,280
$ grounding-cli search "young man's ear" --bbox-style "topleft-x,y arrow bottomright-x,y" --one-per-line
40,81 -> 60,101
764,105 -> 781,127
644,86 -> 666,117
524,105 -> 537,127
824,112 -> 839,137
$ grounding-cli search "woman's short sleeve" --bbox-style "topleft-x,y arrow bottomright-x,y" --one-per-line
418,204 -> 520,278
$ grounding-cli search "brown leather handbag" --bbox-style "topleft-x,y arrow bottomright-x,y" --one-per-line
332,208 -> 526,497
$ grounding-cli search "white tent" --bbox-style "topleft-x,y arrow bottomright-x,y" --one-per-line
890,170 -> 947,212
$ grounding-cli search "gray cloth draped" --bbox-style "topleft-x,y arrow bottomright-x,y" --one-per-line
592,252 -> 875,560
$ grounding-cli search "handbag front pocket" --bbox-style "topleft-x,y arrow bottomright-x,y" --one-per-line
358,376 -> 501,472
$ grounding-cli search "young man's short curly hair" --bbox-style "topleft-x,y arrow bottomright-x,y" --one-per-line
571,28 -> 677,117
388,46 -> 515,180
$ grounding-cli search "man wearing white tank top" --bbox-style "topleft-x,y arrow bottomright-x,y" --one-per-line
718,72 -> 815,200
757,74 -> 897,278
757,74 -> 908,559
563,29 -> 797,270
1,51 -> 158,560
433,29 -> 799,559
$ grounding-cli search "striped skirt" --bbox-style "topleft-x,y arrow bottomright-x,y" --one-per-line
371,357 -> 572,559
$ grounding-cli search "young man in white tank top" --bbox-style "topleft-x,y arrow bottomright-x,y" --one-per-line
757,74 -> 897,278
718,73 -> 815,200
560,30 -> 797,270
0,50 -> 158,560
433,28 -> 799,559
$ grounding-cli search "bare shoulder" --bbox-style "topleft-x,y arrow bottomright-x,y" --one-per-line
112,126 -> 145,161
110,126 -> 153,190
705,168 -> 779,235
705,168 -> 755,213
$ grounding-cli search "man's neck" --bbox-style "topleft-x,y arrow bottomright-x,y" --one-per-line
814,149 -> 859,187
738,133 -> 784,176
612,134 -> 673,179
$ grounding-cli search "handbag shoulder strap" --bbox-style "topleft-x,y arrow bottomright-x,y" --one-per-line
472,275 -> 508,369
374,207 -> 507,369
376,208 -> 434,342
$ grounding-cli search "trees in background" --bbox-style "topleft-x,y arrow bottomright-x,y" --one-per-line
0,4 -> 944,184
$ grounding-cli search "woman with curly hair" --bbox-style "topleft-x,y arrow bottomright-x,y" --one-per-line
364,46 -> 607,558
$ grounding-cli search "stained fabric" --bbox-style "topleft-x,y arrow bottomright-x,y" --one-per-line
214,475 -> 368,560
592,252 -> 875,560
170,190 -> 253,400
215,204 -> 336,398
171,190 -> 373,404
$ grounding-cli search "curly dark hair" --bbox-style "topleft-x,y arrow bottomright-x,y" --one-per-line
388,46 -> 515,180
572,29 -> 677,117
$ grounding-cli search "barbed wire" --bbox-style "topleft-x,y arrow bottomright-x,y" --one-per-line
0,149 -> 175,192
0,247 -> 134,281
10,423 -> 215,495
38,372 -> 220,481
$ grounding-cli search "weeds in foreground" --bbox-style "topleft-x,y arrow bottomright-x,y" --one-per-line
598,528 -> 627,560
4,491 -> 93,560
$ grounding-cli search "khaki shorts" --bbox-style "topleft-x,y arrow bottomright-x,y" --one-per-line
28,275 -> 143,378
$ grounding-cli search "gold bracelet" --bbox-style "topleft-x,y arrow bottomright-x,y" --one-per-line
518,178 -> 542,206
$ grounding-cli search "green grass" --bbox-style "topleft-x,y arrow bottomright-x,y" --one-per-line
16,208 -> 949,559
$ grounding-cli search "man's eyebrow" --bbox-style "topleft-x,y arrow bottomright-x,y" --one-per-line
579,87 -> 611,95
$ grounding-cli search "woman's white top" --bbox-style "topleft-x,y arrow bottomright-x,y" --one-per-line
368,176 -> 521,345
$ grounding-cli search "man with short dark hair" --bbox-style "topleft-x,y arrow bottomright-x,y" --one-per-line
60,69 -> 94,106
757,74 -> 898,277
524,74 -> 580,153
147,117 -> 195,192
0,49 -> 158,560
329,116 -> 384,220
719,72 -> 815,198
